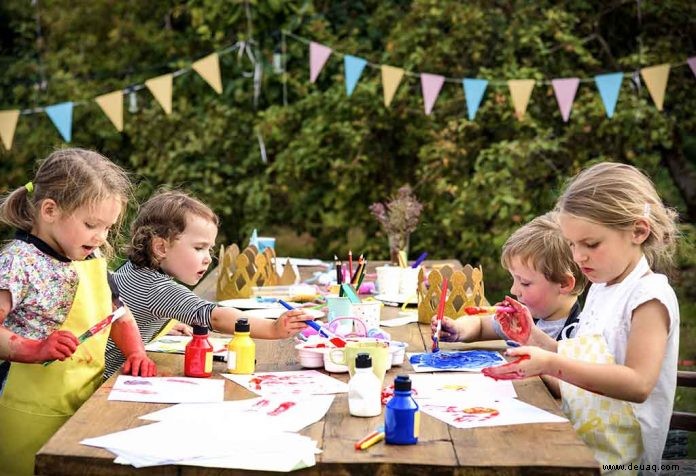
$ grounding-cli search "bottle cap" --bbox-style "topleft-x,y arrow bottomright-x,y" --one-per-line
235,318 -> 250,332
355,352 -> 372,369
394,374 -> 411,391
192,325 -> 208,335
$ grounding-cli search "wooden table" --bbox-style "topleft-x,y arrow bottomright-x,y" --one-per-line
36,260 -> 599,475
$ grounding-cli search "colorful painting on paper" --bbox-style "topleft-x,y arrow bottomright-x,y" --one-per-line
408,373 -> 517,400
419,397 -> 568,429
222,370 -> 348,396
108,375 -> 225,403
408,350 -> 506,372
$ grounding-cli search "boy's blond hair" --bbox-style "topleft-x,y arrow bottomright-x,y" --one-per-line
501,212 -> 586,295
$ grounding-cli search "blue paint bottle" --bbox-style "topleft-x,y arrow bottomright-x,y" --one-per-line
385,375 -> 420,445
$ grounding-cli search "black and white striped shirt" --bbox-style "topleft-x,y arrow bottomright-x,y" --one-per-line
103,260 -> 217,379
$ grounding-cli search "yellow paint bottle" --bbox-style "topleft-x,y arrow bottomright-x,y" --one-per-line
226,318 -> 255,374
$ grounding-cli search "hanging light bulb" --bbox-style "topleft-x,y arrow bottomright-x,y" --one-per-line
128,91 -> 138,113
273,46 -> 283,74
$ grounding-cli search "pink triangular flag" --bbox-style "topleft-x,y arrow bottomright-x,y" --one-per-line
688,57 -> 696,78
551,78 -> 580,122
420,73 -> 445,115
309,42 -> 332,83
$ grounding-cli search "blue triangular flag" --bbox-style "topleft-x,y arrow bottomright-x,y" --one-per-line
462,78 -> 488,120
344,55 -> 367,97
249,228 -> 258,248
594,73 -> 623,118
44,102 -> 73,142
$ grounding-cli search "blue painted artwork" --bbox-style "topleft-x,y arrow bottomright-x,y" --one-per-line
409,350 -> 506,373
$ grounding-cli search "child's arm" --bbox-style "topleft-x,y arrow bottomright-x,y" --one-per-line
210,305 -> 310,339
490,299 -> 669,403
0,289 -> 79,362
430,314 -> 501,342
108,306 -> 157,377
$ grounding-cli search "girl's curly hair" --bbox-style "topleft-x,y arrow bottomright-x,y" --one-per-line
128,190 -> 219,269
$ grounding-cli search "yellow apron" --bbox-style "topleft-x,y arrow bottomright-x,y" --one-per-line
558,335 -> 643,474
0,258 -> 112,475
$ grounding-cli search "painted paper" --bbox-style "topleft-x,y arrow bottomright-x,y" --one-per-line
108,375 -> 224,403
222,370 -> 348,396
408,372 -> 517,400
408,350 -> 506,372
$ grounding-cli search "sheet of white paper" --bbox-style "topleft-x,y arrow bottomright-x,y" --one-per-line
108,375 -> 225,404
407,350 -> 507,372
83,421 -> 318,471
408,373 -> 517,400
275,257 -> 326,267
141,394 -> 335,432
145,336 -> 229,356
222,370 -> 348,396
379,313 -> 419,327
419,396 -> 567,429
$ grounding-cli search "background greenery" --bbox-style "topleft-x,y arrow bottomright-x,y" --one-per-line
1,0 -> 695,456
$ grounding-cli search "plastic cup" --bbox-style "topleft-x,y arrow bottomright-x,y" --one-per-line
376,266 -> 401,295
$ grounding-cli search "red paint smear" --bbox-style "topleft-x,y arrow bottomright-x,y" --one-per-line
496,313 -> 531,343
481,355 -> 531,381
249,374 -> 313,391
268,401 -> 295,416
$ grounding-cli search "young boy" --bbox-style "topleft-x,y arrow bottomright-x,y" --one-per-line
433,212 -> 586,344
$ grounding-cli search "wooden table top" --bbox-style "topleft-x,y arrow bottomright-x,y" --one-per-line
36,260 -> 599,475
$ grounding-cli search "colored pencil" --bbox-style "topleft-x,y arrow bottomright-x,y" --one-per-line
348,250 -> 353,277
358,432 -> 385,450
412,252 -> 428,268
334,256 -> 343,284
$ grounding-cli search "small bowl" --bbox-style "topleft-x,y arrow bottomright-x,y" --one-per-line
295,343 -> 325,368
389,341 -> 407,366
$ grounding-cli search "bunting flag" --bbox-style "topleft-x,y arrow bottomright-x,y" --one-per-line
192,52 -> 223,94
381,65 -> 404,107
344,55 -> 367,96
551,78 -> 580,122
0,110 -> 20,150
640,64 -> 670,111
689,57 -> 696,78
145,74 -> 173,115
421,73 -> 445,115
594,72 -> 623,118
462,78 -> 488,120
44,102 -> 73,142
507,79 -> 535,120
309,42 -> 332,83
94,90 -> 124,132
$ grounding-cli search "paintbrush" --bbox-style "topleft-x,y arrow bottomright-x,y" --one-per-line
43,307 -> 127,366
277,299 -> 347,348
432,277 -> 448,353
464,305 -> 514,315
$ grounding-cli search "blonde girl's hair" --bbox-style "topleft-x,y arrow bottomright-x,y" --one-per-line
556,162 -> 679,273
501,212 -> 587,295
127,190 -> 219,269
0,148 -> 132,259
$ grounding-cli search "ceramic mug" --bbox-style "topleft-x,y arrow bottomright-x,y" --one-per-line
375,266 -> 401,295
329,340 -> 391,383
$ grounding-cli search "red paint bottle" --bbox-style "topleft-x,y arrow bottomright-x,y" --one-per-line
184,325 -> 214,378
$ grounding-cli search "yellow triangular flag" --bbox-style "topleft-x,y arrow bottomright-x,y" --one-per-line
94,90 -> 124,132
381,65 -> 405,107
0,110 -> 20,151
507,79 -> 535,120
145,73 -> 173,115
192,53 -> 223,94
640,63 -> 670,111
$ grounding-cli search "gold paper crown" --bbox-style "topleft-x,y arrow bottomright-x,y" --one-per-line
417,264 -> 489,323
216,244 -> 297,300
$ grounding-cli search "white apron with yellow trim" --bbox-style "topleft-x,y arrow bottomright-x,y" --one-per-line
0,258 -> 112,476
558,258 -> 652,474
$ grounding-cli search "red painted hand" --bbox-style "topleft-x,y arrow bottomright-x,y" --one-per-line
122,352 -> 157,377
9,330 -> 79,363
494,296 -> 533,343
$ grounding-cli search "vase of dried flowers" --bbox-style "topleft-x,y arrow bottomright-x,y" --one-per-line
369,185 -> 423,265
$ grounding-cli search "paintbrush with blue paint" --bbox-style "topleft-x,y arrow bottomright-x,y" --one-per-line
278,299 -> 347,348
432,277 -> 449,353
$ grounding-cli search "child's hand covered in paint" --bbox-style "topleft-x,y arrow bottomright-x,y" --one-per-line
493,296 -> 533,344
122,351 -> 157,377
430,315 -> 460,342
482,346 -> 552,380
27,331 -> 79,362
273,308 -> 310,338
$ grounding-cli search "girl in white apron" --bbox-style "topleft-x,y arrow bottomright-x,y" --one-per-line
0,149 -> 157,475
486,163 -> 679,475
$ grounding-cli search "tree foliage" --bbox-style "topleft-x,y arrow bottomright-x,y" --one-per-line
1,0 -> 695,301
